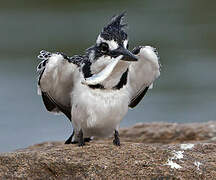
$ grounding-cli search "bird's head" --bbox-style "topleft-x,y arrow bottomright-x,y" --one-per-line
89,12 -> 137,63
82,13 -> 137,86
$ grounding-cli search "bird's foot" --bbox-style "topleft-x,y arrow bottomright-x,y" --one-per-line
65,131 -> 74,144
65,130 -> 91,145
84,137 -> 92,142
70,138 -> 92,144
65,139 -> 72,144
113,130 -> 120,146
78,141 -> 85,147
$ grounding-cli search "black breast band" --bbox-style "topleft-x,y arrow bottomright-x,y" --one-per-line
87,68 -> 128,90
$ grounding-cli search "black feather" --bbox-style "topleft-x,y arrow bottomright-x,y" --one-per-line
38,68 -> 45,86
82,61 -> 92,78
100,12 -> 128,45
42,92 -> 57,112
114,68 -> 128,90
42,92 -> 71,120
87,69 -> 128,90
132,46 -> 142,55
129,86 -> 149,108
88,84 -> 105,89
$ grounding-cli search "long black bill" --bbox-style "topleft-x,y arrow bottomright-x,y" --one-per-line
111,46 -> 138,61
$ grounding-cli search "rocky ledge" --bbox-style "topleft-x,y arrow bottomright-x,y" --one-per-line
1,122 -> 216,179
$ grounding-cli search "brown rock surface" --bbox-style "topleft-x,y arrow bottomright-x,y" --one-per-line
0,122 -> 216,179
119,121 -> 216,144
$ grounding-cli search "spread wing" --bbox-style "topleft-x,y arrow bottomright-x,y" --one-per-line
127,46 -> 161,108
37,50 -> 81,120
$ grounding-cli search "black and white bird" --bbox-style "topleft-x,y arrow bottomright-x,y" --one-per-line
36,13 -> 160,146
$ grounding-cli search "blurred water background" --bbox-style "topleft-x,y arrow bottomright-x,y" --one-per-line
0,0 -> 216,152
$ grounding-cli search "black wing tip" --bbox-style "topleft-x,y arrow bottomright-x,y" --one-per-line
129,86 -> 149,108
41,92 -> 57,112
41,92 -> 72,120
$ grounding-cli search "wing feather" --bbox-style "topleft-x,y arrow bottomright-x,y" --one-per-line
37,50 -> 80,119
41,92 -> 71,120
41,91 -> 57,112
127,46 -> 160,108
129,86 -> 149,108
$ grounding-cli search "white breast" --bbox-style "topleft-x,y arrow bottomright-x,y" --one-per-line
71,81 -> 130,138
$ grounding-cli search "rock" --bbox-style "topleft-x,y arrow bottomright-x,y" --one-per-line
119,121 -> 216,144
0,122 -> 216,179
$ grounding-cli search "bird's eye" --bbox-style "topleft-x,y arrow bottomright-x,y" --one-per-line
100,42 -> 109,53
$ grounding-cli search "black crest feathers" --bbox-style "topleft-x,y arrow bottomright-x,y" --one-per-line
105,12 -> 127,32
101,12 -> 128,43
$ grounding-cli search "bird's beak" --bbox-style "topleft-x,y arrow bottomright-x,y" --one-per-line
111,46 -> 138,61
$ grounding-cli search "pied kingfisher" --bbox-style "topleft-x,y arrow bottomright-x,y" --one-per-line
36,13 -> 160,146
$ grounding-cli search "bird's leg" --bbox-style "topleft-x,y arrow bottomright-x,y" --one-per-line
113,130 -> 120,146
65,131 -> 74,144
77,129 -> 85,146
68,134 -> 91,144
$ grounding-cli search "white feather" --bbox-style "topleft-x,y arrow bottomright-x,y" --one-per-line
149,83 -> 153,89
72,80 -> 130,139
39,53 -> 77,108
127,46 -> 160,100
96,35 -> 119,50
81,55 -> 123,85
37,45 -> 160,141
123,40 -> 128,48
